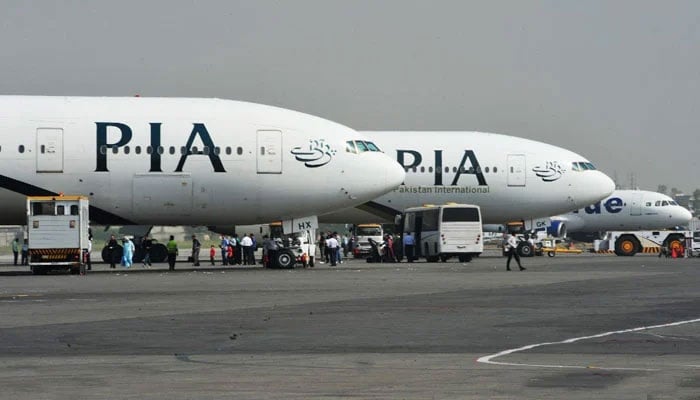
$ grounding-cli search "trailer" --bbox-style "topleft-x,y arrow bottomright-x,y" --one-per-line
27,195 -> 90,274
595,230 -> 693,256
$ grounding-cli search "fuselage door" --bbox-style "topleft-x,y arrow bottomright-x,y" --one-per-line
507,154 -> 526,187
257,130 -> 282,174
36,128 -> 64,173
629,192 -> 643,216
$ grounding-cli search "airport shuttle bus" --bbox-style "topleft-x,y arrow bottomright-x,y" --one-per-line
402,204 -> 483,262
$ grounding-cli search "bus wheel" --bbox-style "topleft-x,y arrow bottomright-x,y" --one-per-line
426,256 -> 439,263
458,255 -> 472,263
439,255 -> 449,262
614,235 -> 640,256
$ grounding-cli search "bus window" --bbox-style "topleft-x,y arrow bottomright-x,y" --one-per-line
421,209 -> 439,231
70,205 -> 79,215
356,226 -> 382,236
56,205 -> 65,215
442,207 -> 480,222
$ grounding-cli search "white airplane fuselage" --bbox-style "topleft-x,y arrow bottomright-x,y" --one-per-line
0,96 -> 405,225
551,190 -> 693,233
320,131 -> 616,224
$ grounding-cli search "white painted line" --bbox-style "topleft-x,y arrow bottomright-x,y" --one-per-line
477,317 -> 700,371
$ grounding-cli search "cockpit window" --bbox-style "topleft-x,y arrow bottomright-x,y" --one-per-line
670,201 -> 678,205
655,201 -> 661,207
572,161 -> 597,171
355,141 -> 369,152
345,140 -> 357,154
662,200 -> 669,206
365,141 -> 381,152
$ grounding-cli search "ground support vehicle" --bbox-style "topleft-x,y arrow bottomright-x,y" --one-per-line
538,238 -> 583,257
351,224 -> 383,258
27,195 -> 89,275
594,230 -> 695,256
400,204 -> 483,262
268,218 -> 317,268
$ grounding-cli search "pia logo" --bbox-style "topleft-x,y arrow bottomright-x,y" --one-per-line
291,139 -> 337,168
532,161 -> 566,182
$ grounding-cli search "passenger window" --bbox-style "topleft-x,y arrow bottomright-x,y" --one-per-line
485,167 -> 490,173
169,146 -> 175,155
100,145 -> 107,155
192,146 -> 198,153
420,166 -> 425,173
157,146 -> 164,155
237,147 -> 243,155
355,141 -> 369,152
346,141 -> 357,153
112,147 -> 118,154
203,146 -> 210,155
146,146 -> 152,155
428,167 -> 433,173
19,145 -> 25,153
70,205 -> 79,215
493,166 -> 497,173
225,147 -> 232,155
366,141 -> 381,152
444,167 -> 449,173
135,146 -> 141,154
124,146 -> 130,155
214,146 -> 220,155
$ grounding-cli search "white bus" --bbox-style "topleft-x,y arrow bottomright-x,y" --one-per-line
401,204 -> 483,262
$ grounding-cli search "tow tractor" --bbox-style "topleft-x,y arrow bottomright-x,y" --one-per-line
595,230 -> 694,256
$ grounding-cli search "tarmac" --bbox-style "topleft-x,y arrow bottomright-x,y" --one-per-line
0,252 -> 699,399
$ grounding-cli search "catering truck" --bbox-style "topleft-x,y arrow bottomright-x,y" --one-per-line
27,195 -> 90,274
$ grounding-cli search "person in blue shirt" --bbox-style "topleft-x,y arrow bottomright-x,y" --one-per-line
403,232 -> 416,263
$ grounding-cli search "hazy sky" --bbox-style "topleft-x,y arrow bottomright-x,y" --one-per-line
1,1 -> 698,192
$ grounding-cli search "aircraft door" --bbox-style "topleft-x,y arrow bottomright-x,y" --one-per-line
257,130 -> 282,174
36,128 -> 64,172
507,154 -> 526,187
629,192 -> 643,216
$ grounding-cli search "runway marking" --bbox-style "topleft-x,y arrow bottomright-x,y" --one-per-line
477,317 -> 700,371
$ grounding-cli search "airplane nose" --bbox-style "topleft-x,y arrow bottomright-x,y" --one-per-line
384,159 -> 406,189
675,207 -> 693,225
575,171 -> 615,206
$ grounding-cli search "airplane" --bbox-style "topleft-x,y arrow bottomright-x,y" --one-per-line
539,190 -> 692,239
0,96 -> 405,227
319,131 -> 616,224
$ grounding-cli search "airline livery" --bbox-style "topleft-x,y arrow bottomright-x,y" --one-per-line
320,131 -> 616,224
0,96 -> 405,225
548,190 -> 692,235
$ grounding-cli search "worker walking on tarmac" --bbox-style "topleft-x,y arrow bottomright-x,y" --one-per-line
504,233 -> 526,271
11,237 -> 19,266
191,234 -> 201,266
167,235 -> 178,271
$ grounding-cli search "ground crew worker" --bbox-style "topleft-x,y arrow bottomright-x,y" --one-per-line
191,234 -> 201,266
12,237 -> 19,265
166,235 -> 178,271
403,232 -> 415,262
504,233 -> 526,271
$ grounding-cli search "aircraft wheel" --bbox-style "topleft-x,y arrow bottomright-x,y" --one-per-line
150,244 -> 168,263
101,245 -> 123,264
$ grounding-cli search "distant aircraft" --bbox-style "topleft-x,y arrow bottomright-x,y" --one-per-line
549,190 -> 692,237
319,131 -> 615,224
0,96 -> 405,226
